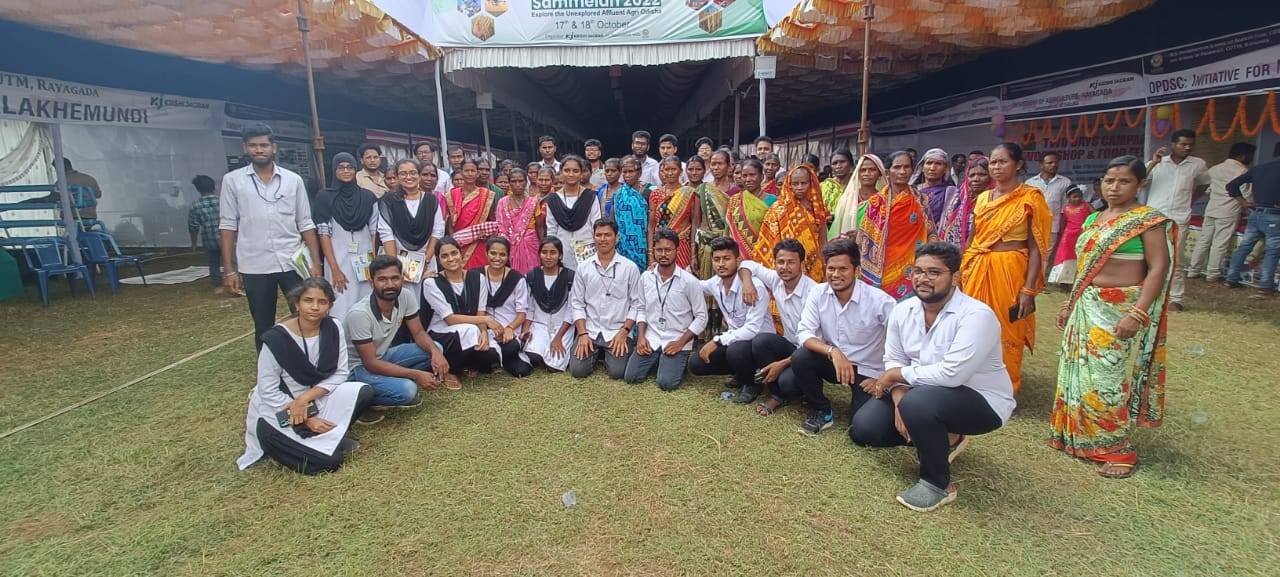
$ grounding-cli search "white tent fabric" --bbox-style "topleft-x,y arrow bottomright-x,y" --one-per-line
441,38 -> 760,72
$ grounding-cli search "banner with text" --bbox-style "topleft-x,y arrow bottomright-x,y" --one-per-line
0,71 -> 219,130
1145,25 -> 1280,103
915,87 -> 1003,132
1003,58 -> 1148,120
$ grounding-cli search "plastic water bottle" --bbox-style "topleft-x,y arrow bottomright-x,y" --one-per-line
1189,410 -> 1209,428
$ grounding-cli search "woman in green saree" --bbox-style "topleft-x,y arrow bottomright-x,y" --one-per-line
724,158 -> 777,262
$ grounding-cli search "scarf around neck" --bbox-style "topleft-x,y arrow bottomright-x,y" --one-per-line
526,266 -> 574,314
546,187 -> 597,231
261,318 -> 340,392
378,188 -> 438,251
480,266 -> 522,308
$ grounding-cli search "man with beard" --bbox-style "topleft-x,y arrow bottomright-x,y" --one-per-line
585,138 -> 607,188
345,255 -> 450,424
735,239 -> 820,411
688,236 -> 774,397
219,124 -> 323,349
851,242 -> 1014,512
624,228 -> 708,391
778,238 -> 895,434
632,130 -> 661,187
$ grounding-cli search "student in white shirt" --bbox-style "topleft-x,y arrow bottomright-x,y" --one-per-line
377,159 -> 447,291
734,239 -> 819,414
477,236 -> 533,378
523,237 -> 576,372
632,130 -> 661,187
314,152 -> 379,323
624,228 -> 708,391
689,236 -> 775,402
853,242 -> 1015,513
422,237 -> 502,390
542,156 -> 602,270
569,219 -> 642,379
777,238 -> 896,434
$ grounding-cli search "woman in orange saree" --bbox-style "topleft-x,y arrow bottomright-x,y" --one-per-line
755,164 -> 831,281
648,155 -> 700,269
855,151 -> 931,301
959,142 -> 1052,395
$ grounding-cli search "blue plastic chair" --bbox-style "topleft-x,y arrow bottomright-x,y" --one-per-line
22,238 -> 95,306
79,231 -> 145,294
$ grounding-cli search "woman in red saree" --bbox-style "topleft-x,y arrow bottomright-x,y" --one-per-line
855,151 -> 931,301
755,164 -> 830,281
445,158 -> 498,269
959,143 -> 1052,395
648,155 -> 700,269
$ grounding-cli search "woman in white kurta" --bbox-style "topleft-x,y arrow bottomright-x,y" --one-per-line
316,153 -> 379,322
378,158 -> 446,299
478,236 -> 533,377
237,278 -> 371,475
522,237 -> 576,372
540,156 -> 601,270
422,237 -> 501,389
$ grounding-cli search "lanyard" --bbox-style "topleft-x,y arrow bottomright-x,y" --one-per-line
250,170 -> 284,203
652,271 -> 677,327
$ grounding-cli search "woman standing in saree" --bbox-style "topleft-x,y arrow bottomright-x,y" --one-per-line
444,158 -> 499,269
910,148 -> 958,230
1050,156 -> 1173,479
829,153 -> 884,241
937,156 -> 992,249
696,150 -> 735,279
595,158 -> 624,219
856,151 -> 931,301
725,159 -> 777,261
611,156 -> 649,269
959,142 -> 1052,395
648,156 -> 700,269
495,167 -> 540,274
820,150 -> 855,213
755,165 -> 830,281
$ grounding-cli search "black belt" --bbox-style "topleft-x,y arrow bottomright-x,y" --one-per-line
1255,206 -> 1280,214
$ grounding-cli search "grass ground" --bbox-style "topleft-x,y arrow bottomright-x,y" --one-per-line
1,257 -> 1277,576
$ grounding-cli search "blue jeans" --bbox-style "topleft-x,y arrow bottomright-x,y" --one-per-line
623,349 -> 692,391
1225,211 -> 1280,292
350,342 -> 433,406
206,247 -> 222,287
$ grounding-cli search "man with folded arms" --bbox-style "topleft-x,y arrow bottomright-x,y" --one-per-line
689,237 -> 774,401
625,228 -> 708,390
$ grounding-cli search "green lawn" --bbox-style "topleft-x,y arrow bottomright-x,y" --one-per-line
1,260 -> 1277,576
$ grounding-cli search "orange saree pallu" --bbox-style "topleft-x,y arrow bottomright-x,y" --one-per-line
755,165 -> 831,282
856,187 -> 930,301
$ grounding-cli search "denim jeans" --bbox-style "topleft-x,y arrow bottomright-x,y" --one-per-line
623,349 -> 692,391
206,247 -> 222,287
1225,211 -> 1280,292
350,342 -> 434,406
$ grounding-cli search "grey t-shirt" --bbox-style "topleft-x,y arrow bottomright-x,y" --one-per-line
344,289 -> 420,370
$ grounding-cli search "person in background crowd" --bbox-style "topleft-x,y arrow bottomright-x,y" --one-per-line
937,155 -> 991,249
476,157 -> 503,204
188,174 -> 222,292
821,149 -> 855,212
657,134 -> 687,181
414,141 -> 450,195
1142,129 -> 1209,311
355,143 -> 388,198
1188,142 -> 1255,282
1026,151 -> 1072,262
569,220 -> 642,379
417,161 -> 440,201
624,228 -> 708,391
220,124 -> 323,349
537,136 -> 561,172
494,172 -> 511,197
499,159 -> 514,181
444,157 -> 499,269
496,167 -> 541,274
542,156 -> 601,270
597,158 -> 624,219
736,239 -> 820,416
523,237 -> 576,372
377,158 -> 445,293
854,242 -> 1014,512
632,130 -> 661,186
1046,186 -> 1093,288
754,135 -> 774,160
447,146 -> 464,175
449,170 -> 463,191
610,157 -> 650,272
695,137 -> 715,176
968,150 -> 983,163
534,166 -> 556,199
725,158 -> 776,261
950,153 -> 968,187
585,138 -> 607,188
478,237 -> 534,378
648,155 -> 698,269
905,148 -> 919,166
959,142 -> 1051,395
909,148 -> 957,229
526,161 -> 541,185
1052,156 -> 1172,479
1224,154 -> 1280,298
314,152 -> 379,322
761,153 -> 782,196
755,165 -> 830,281
237,277 -> 371,475
384,168 -> 400,196
44,158 -> 103,219
689,236 -> 775,403
830,153 -> 885,241
346,256 -> 448,425
779,238 -> 895,434
856,150 -> 930,301
696,150 -> 736,279
422,236 -> 502,389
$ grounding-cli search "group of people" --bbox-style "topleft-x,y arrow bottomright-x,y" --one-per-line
220,120 -> 1226,512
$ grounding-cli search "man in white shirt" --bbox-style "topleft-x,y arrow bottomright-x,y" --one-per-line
688,237 -> 775,403
585,138 -> 607,189
537,135 -> 561,173
777,239 -> 896,434
1188,142 -> 1255,281
1025,152 -> 1072,248
852,242 -> 1014,513
414,142 -> 451,196
570,220 -> 642,380
624,229 -> 708,391
632,130 -> 661,187
1142,129 -> 1210,310
735,239 -> 819,413
656,133 -> 688,182
219,123 -> 323,350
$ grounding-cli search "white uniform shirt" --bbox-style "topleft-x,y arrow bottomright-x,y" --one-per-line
375,195 -> 447,269
570,253 -> 641,339
482,271 -> 530,328
544,190 -> 603,270
635,267 -> 708,352
1143,155 -> 1209,224
1203,158 -> 1250,220
1026,173 -> 1072,233
797,280 -> 896,377
422,276 -> 488,351
700,275 -> 775,346
639,156 -> 661,187
218,163 -> 315,274
883,289 -> 1015,423
738,260 -> 817,344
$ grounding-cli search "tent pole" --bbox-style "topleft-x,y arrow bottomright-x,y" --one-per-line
718,101 -> 725,145
733,92 -> 741,150
296,0 -> 325,189
857,1 -> 875,156
758,78 -> 766,138
509,112 -> 519,154
50,123 -> 81,264
434,59 -> 450,166
481,108 -> 492,164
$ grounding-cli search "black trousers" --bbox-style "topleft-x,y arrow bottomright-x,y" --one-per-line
688,340 -> 754,388
499,338 -> 533,377
242,271 -> 303,350
256,384 -> 373,475
850,385 -> 1002,489
779,347 -> 873,415
750,333 -> 796,394
428,331 -> 499,376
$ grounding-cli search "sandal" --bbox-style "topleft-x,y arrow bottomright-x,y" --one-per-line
444,374 -> 463,391
755,397 -> 788,417
1096,462 -> 1137,479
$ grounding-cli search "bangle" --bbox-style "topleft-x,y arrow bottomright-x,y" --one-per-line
225,271 -> 239,277
1019,287 -> 1038,297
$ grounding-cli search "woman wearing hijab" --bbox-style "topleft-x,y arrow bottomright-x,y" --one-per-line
755,164 -> 830,281
315,152 -> 379,322
856,151 -> 931,301
829,153 -> 885,241
377,159 -> 446,292
909,148 -> 958,230
938,155 -> 993,250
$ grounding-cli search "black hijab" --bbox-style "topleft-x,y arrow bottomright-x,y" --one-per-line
526,265 -> 574,314
378,184 -> 438,251
545,188 -> 597,231
261,317 -> 340,392
313,152 -> 376,232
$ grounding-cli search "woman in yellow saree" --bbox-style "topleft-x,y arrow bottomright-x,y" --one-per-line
725,158 -> 777,261
855,151 -> 931,301
959,142 -> 1052,395
755,164 -> 830,281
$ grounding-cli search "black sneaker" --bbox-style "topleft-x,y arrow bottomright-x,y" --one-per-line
355,408 -> 385,426
733,384 -> 760,404
800,410 -> 834,435
337,437 -> 361,457
372,395 -> 422,411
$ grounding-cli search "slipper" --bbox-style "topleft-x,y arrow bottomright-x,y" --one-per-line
1097,462 -> 1138,479
755,397 -> 789,417
947,435 -> 969,463
895,480 -> 957,512
444,375 -> 463,391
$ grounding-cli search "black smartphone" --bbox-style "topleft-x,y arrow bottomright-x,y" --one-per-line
275,402 -> 319,428
1008,300 -> 1036,322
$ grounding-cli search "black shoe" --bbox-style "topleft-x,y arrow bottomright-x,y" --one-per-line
800,410 -> 834,435
733,385 -> 760,404
337,437 -> 360,456
1223,280 -> 1242,289
355,408 -> 384,426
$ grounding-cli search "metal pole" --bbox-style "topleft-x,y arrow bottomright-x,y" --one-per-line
733,92 -> 741,150
857,1 -> 875,156
717,101 -> 725,145
758,78 -> 767,138
50,123 -> 81,264
296,0 -> 325,189
434,59 -> 450,165
481,108 -> 492,165
509,111 -> 519,154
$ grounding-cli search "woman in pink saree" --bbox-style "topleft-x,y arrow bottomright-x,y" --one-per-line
495,167 -> 540,273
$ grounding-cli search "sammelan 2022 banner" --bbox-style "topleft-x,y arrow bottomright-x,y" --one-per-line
425,0 -> 767,47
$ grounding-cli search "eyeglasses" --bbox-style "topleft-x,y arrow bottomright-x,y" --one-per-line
396,170 -> 419,177
910,268 -> 949,280
336,164 -> 356,171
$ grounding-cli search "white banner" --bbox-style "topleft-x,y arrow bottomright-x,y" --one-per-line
1145,25 -> 1280,103
0,71 -> 219,130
